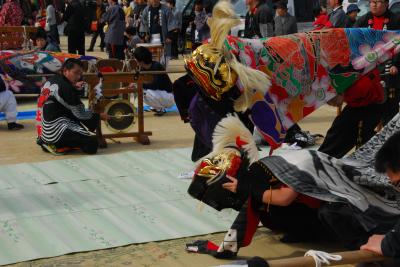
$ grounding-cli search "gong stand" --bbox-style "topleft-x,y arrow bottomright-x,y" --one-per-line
86,72 -> 153,147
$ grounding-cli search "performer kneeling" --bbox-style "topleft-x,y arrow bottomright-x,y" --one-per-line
187,115 -> 400,258
36,58 -> 107,155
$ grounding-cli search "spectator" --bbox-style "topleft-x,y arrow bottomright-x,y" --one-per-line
319,0 -> 400,159
124,26 -> 142,57
244,0 -> 274,38
45,0 -> 59,44
20,0 -> 33,25
34,27 -> 60,52
123,0 -> 132,17
166,0 -> 181,59
0,0 -> 23,26
0,77 -> 23,130
87,0 -> 106,52
123,0 -> 134,27
132,0 -> 147,34
327,0 -> 346,28
274,1 -> 297,36
132,46 -> 174,116
312,5 -> 332,30
355,0 -> 400,126
101,0 -> 126,60
344,3 -> 359,28
140,0 -> 173,61
193,0 -> 210,45
63,0 -> 86,55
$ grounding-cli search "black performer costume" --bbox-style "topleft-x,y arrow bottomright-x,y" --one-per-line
37,74 -> 99,154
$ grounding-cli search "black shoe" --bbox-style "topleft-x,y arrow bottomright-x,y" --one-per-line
87,48 -> 94,52
153,109 -> 166,116
7,122 -> 24,130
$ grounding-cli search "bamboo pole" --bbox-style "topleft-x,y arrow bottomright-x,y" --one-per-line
267,250 -> 387,267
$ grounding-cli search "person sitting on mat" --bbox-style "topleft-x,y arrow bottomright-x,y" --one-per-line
36,58 -> 108,155
131,46 -> 174,116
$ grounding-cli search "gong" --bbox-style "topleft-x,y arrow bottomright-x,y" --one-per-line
104,100 -> 135,133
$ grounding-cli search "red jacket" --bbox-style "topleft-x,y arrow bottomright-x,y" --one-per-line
343,68 -> 384,107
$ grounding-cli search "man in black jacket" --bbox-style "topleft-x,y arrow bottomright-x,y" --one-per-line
327,0 -> 346,28
37,59 -> 107,155
361,131 -> 400,261
63,0 -> 86,55
244,0 -> 274,38
132,46 -> 174,116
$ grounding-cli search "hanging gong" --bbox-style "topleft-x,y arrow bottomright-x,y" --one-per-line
104,99 -> 135,132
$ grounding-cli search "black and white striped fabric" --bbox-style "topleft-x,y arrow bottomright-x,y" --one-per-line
259,113 -> 400,215
40,76 -> 96,144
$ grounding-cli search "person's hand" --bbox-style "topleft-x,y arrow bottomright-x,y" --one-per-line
74,81 -> 86,90
360,234 -> 384,255
389,66 -> 398,75
222,175 -> 238,193
99,112 -> 109,121
327,94 -> 344,107
165,38 -> 172,44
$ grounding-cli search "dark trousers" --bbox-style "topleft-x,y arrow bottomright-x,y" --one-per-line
318,202 -> 399,250
47,24 -> 60,44
172,74 -> 198,121
55,129 -> 98,154
68,32 -> 85,55
169,30 -> 179,58
381,86 -> 400,126
318,103 -> 383,158
89,28 -> 105,50
260,203 -> 331,243
107,44 -> 125,60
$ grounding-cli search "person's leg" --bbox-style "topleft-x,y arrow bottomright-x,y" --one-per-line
260,203 -> 331,243
115,45 -> 125,60
382,89 -> 400,126
143,89 -> 175,115
67,35 -> 76,54
107,43 -> 113,58
191,134 -> 211,161
171,31 -> 179,58
99,29 -> 105,51
318,202 -> 371,249
318,105 -> 360,158
172,75 -> 198,122
77,32 -> 85,56
54,129 -> 98,154
88,31 -> 99,51
360,103 -> 383,145
1,90 -> 23,130
49,24 -> 59,44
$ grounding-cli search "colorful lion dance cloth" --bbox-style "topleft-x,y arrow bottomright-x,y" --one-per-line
185,0 -> 400,150
0,50 -> 97,94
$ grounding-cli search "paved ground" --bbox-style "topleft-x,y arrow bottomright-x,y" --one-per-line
0,36 -> 358,266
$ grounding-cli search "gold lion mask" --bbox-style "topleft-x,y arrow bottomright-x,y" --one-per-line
185,44 -> 238,101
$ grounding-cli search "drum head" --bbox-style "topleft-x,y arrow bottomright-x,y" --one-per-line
104,100 -> 135,133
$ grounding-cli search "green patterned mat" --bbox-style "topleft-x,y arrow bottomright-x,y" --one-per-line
0,148 -> 240,265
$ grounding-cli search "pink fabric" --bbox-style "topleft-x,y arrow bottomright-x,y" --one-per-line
0,0 -> 23,26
